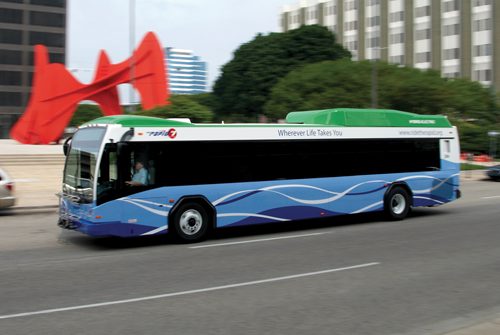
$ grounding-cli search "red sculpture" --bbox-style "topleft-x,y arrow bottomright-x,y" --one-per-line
11,32 -> 169,144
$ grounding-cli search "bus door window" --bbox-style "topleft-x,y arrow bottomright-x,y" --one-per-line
96,144 -> 118,204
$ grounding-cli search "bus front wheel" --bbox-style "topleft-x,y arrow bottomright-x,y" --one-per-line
384,187 -> 411,220
172,203 -> 210,243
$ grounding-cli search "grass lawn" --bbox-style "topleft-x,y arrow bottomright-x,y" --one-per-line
461,163 -> 486,170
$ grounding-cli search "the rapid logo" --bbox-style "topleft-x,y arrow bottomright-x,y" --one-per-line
146,128 -> 177,139
167,128 -> 177,139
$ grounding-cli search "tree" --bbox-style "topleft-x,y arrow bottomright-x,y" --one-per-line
263,59 -> 499,152
264,59 -> 498,121
213,25 -> 351,120
69,104 -> 105,127
188,92 -> 218,111
138,94 -> 214,122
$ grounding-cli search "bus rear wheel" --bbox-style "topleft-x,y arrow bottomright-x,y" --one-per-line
384,187 -> 411,220
172,203 -> 209,243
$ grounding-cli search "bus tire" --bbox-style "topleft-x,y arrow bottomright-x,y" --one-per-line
171,202 -> 210,243
384,187 -> 411,220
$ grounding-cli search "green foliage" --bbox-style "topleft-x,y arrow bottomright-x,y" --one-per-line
263,59 -> 499,152
138,94 -> 213,122
188,93 -> 218,111
461,163 -> 487,170
69,104 -> 105,127
452,118 -> 500,153
213,25 -> 351,118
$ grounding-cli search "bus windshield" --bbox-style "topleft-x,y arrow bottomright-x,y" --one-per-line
63,127 -> 105,203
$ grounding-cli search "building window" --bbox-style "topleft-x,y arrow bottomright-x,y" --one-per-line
30,11 -> 65,28
344,20 -> 358,31
367,16 -> 380,27
346,0 -> 358,11
415,6 -> 430,18
443,48 -> 460,60
416,52 -> 431,63
327,4 -> 336,15
368,36 -> 380,48
444,72 -> 460,78
389,55 -> 404,64
0,28 -> 22,44
29,31 -> 65,48
0,71 -> 22,86
29,0 -> 65,7
473,69 -> 492,81
390,32 -> 405,44
307,8 -> 317,20
473,0 -> 491,6
347,40 -> 358,51
473,44 -> 492,57
368,0 -> 380,5
473,18 -> 492,32
27,51 -> 65,65
0,50 -> 22,65
0,8 -> 23,24
443,0 -> 459,12
443,23 -> 460,36
416,28 -> 431,40
389,11 -> 404,22
0,92 -> 22,107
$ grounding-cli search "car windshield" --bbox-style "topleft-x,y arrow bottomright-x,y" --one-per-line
63,127 -> 105,203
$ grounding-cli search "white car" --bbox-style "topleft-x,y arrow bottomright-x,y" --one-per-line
0,168 -> 16,209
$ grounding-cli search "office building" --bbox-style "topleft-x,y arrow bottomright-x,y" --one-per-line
280,0 -> 500,91
165,47 -> 208,94
0,0 -> 66,139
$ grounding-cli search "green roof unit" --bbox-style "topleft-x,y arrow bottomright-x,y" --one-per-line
286,108 -> 452,128
83,115 -> 193,127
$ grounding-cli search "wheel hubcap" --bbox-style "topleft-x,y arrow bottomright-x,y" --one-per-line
391,194 -> 406,215
179,209 -> 203,235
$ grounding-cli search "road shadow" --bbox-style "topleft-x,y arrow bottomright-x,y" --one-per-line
59,211 -> 423,251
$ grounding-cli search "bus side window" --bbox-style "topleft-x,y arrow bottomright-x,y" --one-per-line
444,140 -> 451,158
148,159 -> 156,185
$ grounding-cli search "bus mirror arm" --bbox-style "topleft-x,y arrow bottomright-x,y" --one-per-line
63,136 -> 72,156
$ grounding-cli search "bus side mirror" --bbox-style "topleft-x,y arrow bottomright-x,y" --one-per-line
63,136 -> 72,156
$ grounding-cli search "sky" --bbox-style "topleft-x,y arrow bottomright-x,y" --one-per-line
67,0 -> 292,102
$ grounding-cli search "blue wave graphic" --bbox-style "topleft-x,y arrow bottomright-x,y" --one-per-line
224,206 -> 344,227
214,181 -> 389,208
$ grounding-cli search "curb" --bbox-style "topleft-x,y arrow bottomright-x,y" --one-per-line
1,205 -> 59,216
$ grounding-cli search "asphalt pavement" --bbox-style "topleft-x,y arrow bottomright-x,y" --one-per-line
0,179 -> 500,335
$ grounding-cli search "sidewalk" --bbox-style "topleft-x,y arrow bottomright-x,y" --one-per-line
0,140 -> 63,208
0,139 -> 63,155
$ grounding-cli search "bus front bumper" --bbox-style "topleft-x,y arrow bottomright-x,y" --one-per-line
59,217 -> 168,238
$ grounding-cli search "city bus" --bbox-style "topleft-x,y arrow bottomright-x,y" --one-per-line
58,108 -> 461,242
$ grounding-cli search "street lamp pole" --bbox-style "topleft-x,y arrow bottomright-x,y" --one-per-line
371,46 -> 389,109
371,57 -> 378,109
129,0 -> 136,111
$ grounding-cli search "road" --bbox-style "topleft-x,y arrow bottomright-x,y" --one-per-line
0,179 -> 499,335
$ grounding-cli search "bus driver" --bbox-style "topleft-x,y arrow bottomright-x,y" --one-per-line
126,161 -> 148,186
